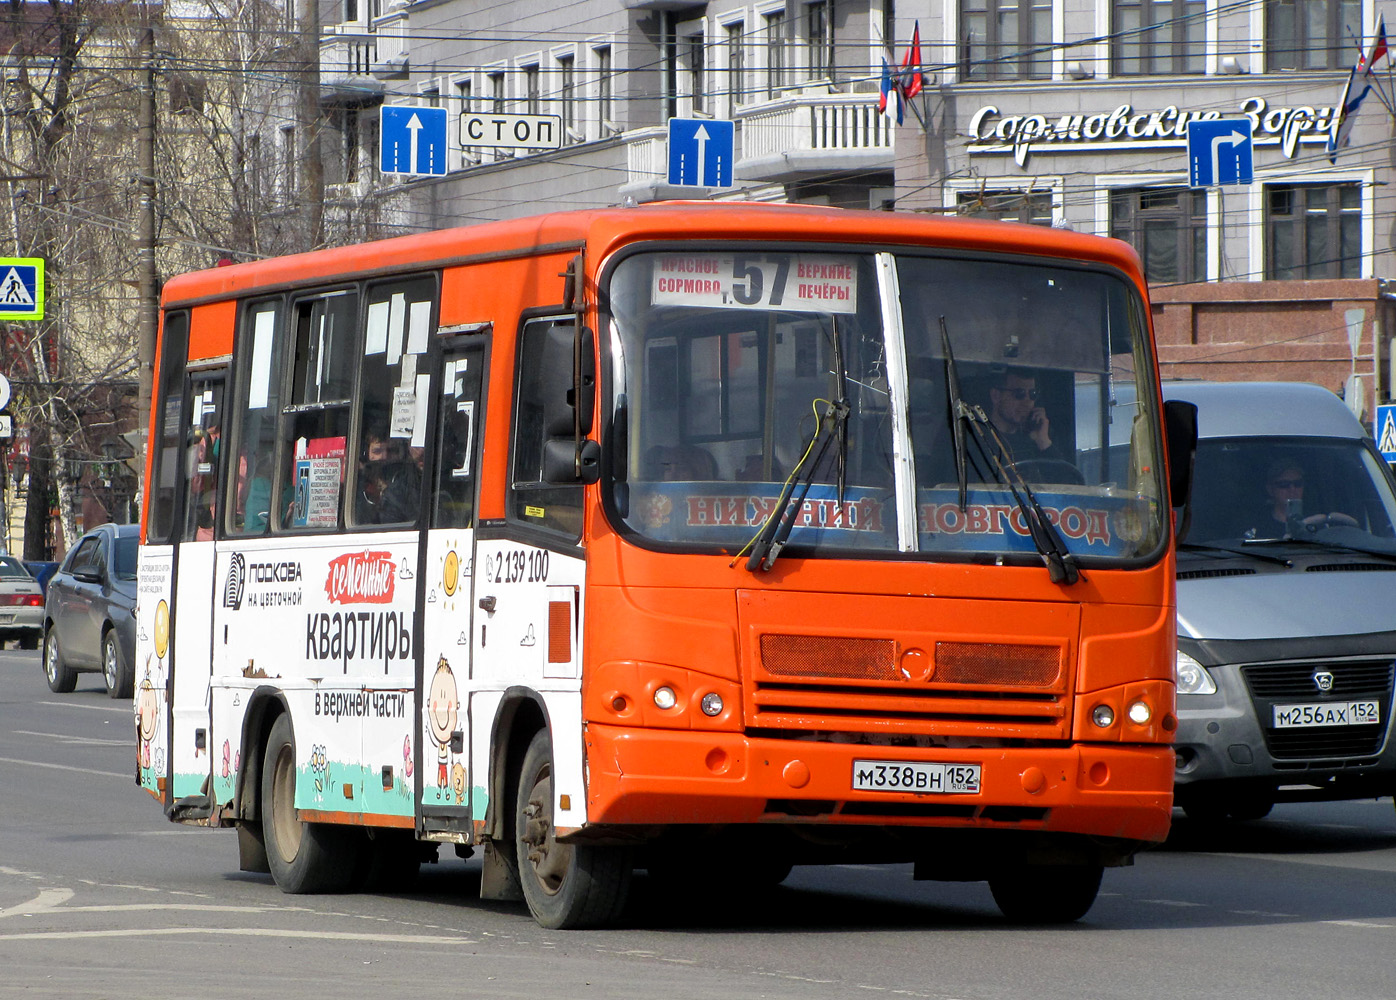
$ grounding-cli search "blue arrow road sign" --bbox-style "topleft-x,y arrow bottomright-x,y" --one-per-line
1377,404 -> 1396,463
1187,119 -> 1254,188
668,118 -> 734,188
381,105 -> 448,176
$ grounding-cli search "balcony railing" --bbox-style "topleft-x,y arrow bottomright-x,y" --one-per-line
736,90 -> 895,180
320,30 -> 378,96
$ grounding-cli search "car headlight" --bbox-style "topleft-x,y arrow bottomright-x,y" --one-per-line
1175,650 -> 1217,695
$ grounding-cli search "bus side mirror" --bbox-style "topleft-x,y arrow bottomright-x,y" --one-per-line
1163,399 -> 1198,536
539,321 -> 598,483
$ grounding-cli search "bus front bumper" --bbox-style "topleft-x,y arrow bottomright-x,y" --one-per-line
583,724 -> 1174,845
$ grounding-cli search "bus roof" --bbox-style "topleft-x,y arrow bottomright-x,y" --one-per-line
161,202 -> 1146,309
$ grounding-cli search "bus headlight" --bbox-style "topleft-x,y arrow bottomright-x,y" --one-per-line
653,686 -> 677,710
1127,700 -> 1152,725
1091,704 -> 1115,728
1175,651 -> 1217,695
700,692 -> 723,717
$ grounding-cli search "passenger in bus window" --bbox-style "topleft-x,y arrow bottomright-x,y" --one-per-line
242,452 -> 274,533
378,450 -> 421,522
986,368 -> 1063,463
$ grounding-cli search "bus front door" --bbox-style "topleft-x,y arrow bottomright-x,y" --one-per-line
169,372 -> 225,813
417,339 -> 485,838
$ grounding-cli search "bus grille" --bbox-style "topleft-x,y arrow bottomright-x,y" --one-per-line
750,634 -> 1070,739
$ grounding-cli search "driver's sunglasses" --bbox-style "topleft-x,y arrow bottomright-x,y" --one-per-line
1003,387 -> 1037,400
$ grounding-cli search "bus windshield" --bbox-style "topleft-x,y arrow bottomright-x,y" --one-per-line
605,248 -> 1166,565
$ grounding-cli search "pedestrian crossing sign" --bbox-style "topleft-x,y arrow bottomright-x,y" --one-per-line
0,258 -> 43,320
1377,404 -> 1396,464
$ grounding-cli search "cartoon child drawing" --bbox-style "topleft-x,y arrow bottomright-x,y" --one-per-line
137,668 -> 160,770
426,655 -> 459,800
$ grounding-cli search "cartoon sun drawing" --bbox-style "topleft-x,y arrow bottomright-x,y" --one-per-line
443,549 -> 459,598
426,655 -> 459,800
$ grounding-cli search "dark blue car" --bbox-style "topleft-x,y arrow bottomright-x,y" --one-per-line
42,524 -> 138,698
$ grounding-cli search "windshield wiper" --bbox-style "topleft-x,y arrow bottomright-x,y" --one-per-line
1178,541 -> 1292,568
745,397 -> 849,572
745,321 -> 852,572
938,317 -> 1080,586
1245,533 -> 1396,564
939,316 -> 971,511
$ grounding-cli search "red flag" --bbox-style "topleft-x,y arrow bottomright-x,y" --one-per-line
899,22 -> 923,100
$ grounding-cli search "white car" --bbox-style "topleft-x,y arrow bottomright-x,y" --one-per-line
0,554 -> 44,649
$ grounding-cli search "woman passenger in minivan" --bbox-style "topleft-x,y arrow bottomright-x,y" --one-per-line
1249,458 -> 1358,538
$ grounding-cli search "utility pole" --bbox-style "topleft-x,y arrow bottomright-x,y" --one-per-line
136,9 -> 158,466
298,0 -> 324,249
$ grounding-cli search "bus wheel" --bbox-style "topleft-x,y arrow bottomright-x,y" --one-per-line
261,714 -> 354,894
988,864 -> 1103,924
514,730 -> 631,929
43,628 -> 76,693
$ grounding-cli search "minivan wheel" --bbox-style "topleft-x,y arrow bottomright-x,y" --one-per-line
43,628 -> 76,693
102,630 -> 133,700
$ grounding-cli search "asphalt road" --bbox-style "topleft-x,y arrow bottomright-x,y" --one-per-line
3,646 -> 1395,1000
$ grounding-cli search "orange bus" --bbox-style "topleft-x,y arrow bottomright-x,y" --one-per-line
137,203 -> 1195,928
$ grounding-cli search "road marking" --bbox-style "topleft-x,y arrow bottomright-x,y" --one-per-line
0,927 -> 476,945
1137,898 -> 1205,907
0,756 -> 128,779
13,730 -> 130,747
0,888 -> 73,919
1323,919 -> 1392,928
35,700 -> 133,716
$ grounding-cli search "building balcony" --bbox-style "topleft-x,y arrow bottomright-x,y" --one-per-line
735,90 -> 895,182
617,126 -> 696,203
319,29 -> 383,102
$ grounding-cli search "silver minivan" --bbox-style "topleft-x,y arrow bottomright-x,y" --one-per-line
1164,381 -> 1396,821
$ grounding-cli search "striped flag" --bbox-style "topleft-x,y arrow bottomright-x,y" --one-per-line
1328,15 -> 1388,162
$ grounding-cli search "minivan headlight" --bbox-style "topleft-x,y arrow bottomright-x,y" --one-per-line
1175,650 -> 1217,695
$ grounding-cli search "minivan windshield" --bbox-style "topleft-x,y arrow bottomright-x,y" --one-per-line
604,247 -> 1167,566
1186,437 -> 1396,546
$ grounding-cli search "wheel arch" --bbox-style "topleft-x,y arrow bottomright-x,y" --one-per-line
233,686 -> 292,823
482,686 -> 551,843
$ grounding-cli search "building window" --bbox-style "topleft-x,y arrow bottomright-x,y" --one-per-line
766,9 -> 789,96
961,0 -> 1052,81
726,22 -> 746,106
278,125 -> 295,200
687,32 -> 705,114
557,54 -> 576,138
523,64 -> 541,115
1267,183 -> 1362,279
1110,188 -> 1207,285
1268,0 -> 1362,71
456,78 -> 478,164
957,189 -> 1054,225
489,72 -> 506,160
595,46 -> 613,126
343,109 -> 359,183
1113,0 -> 1205,75
806,1 -> 834,80
421,86 -> 440,108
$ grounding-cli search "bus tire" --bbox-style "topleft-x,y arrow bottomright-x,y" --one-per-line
261,714 -> 355,894
988,864 -> 1103,924
514,729 -> 631,929
43,627 -> 76,693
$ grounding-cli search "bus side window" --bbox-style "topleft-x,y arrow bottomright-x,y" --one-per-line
277,291 -> 357,530
228,301 -> 282,537
510,317 -> 584,539
350,277 -> 436,529
182,380 -> 224,542
147,311 -> 190,543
